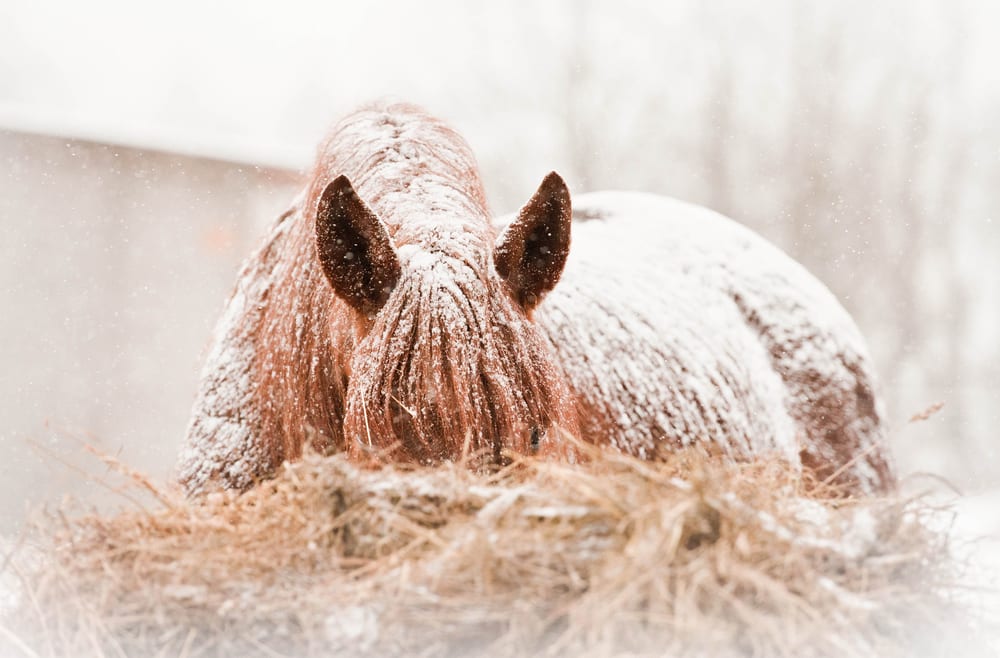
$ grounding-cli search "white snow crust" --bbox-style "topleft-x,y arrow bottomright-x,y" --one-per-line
534,191 -> 885,487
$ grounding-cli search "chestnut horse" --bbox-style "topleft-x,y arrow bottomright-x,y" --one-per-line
178,102 -> 893,495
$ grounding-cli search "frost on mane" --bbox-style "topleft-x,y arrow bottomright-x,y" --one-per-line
177,102 -> 893,496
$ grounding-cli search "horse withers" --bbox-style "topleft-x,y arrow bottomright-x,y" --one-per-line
178,102 -> 893,495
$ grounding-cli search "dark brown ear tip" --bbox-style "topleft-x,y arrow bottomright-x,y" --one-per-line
538,172 -> 570,209
541,171 -> 567,189
323,175 -> 354,199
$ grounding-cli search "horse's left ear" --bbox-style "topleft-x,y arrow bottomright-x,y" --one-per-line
495,171 -> 572,311
315,175 -> 402,317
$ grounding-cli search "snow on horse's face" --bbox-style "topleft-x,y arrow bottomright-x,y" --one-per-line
314,172 -> 578,466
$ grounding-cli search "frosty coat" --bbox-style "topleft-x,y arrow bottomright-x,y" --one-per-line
177,103 -> 893,495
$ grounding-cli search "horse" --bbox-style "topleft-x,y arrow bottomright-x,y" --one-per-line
177,101 -> 894,496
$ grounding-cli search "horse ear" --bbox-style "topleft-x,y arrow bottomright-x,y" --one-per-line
315,175 -> 402,316
494,171 -> 572,311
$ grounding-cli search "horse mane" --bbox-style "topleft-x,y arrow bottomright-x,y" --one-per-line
343,254 -> 577,463
248,102 -> 577,466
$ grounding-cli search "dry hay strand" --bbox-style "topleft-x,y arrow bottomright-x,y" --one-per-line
0,439 -> 987,658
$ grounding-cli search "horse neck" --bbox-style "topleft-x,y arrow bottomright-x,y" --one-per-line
311,105 -> 494,256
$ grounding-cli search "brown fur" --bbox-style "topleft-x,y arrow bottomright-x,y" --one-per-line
250,103 -> 577,471
179,102 -> 893,496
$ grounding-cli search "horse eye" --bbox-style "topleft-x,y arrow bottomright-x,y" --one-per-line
530,426 -> 541,452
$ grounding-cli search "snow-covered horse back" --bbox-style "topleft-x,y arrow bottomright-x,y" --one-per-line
178,102 -> 893,495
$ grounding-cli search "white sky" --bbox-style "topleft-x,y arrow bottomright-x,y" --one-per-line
0,0 -> 576,166
3,0 -> 997,169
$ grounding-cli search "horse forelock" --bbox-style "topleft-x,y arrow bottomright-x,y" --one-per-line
342,255 -> 578,465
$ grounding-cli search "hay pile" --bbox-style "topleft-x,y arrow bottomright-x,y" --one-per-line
0,442 -> 985,657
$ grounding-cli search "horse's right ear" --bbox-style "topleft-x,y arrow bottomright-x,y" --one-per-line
315,175 -> 402,316
494,171 -> 572,312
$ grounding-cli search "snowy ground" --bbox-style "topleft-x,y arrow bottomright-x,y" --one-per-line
0,536 -> 18,618
949,489 -> 1000,643
1,490 -> 998,657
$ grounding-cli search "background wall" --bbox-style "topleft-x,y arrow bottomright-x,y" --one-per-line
1,0 -> 998,531
0,133 -> 297,530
